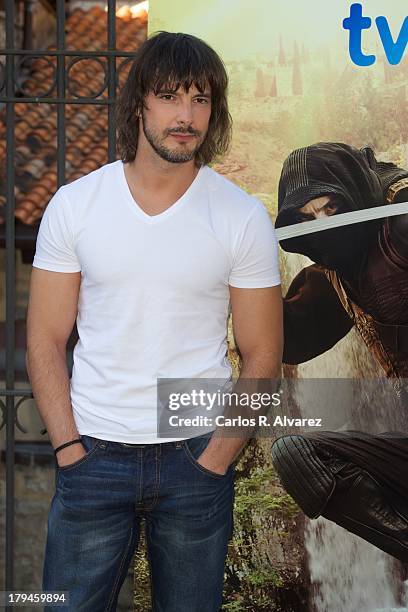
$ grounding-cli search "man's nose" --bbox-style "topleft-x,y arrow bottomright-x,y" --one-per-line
176,100 -> 194,124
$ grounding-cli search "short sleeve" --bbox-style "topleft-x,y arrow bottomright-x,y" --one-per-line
229,201 -> 281,288
32,187 -> 81,273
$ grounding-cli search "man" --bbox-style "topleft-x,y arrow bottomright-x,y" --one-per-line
26,32 -> 282,611
270,142 -> 408,562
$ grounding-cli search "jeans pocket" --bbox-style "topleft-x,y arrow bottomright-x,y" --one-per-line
182,434 -> 231,480
57,436 -> 102,473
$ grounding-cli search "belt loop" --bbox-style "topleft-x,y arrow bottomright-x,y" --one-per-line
175,441 -> 183,449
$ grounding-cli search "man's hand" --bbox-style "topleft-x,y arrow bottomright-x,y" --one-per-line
196,450 -> 229,476
56,442 -> 87,468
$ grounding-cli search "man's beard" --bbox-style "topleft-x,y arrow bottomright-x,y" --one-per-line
141,111 -> 206,164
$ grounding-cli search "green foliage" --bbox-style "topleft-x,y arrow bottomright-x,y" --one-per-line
247,569 -> 284,588
222,593 -> 278,611
222,456 -> 301,611
233,466 -> 299,519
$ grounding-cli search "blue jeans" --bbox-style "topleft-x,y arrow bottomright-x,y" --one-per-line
42,434 -> 235,611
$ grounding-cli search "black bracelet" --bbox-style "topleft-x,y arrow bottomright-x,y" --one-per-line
54,438 -> 83,457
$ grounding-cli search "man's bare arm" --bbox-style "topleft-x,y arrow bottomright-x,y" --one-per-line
26,267 -> 85,466
197,284 -> 283,474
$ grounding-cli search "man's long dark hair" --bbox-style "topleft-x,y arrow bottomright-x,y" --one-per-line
116,31 -> 232,166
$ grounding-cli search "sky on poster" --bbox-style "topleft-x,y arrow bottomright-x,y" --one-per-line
149,0 -> 407,63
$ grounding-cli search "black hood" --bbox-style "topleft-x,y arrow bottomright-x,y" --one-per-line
275,142 -> 407,279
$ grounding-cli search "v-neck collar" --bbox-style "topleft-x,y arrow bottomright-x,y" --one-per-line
116,160 -> 206,224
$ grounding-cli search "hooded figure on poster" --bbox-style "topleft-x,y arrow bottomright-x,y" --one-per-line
272,142 -> 408,563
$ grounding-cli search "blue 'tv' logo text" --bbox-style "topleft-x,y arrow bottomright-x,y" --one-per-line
343,3 -> 407,66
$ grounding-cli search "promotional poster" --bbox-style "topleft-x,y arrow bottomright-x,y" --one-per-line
148,2 -> 408,610
1,1 -> 407,611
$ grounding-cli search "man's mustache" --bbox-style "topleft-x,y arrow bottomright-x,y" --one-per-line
166,127 -> 201,137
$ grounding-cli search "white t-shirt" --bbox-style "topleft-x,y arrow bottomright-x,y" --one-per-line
32,160 -> 281,443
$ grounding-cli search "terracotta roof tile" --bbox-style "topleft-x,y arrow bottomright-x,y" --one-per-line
0,6 -> 147,226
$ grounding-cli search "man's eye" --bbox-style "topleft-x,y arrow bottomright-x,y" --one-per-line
195,97 -> 210,104
159,94 -> 175,101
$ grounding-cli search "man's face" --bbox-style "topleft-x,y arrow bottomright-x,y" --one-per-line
140,84 -> 212,164
296,196 -> 339,222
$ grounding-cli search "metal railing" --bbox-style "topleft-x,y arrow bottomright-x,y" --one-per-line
0,0 -> 140,593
